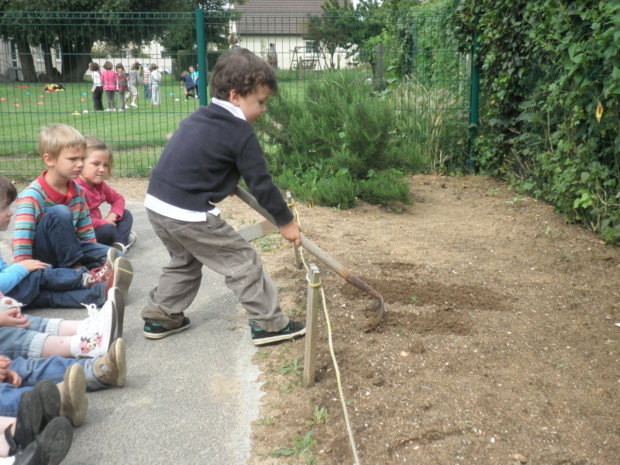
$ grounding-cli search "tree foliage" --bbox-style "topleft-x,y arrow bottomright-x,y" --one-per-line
307,0 -> 383,69
0,0 -> 236,81
453,0 -> 620,243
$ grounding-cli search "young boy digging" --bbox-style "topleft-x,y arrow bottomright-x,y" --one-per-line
142,48 -> 305,345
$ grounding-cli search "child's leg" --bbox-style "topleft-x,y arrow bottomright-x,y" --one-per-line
141,210 -> 203,328
32,205 -> 85,268
0,389 -> 33,420
10,355 -> 109,392
142,209 -> 288,332
115,210 -> 134,246
78,241 -> 111,269
7,268 -> 86,308
190,215 -> 288,332
27,283 -> 105,309
0,327 -> 47,360
94,224 -> 118,246
107,90 -> 115,109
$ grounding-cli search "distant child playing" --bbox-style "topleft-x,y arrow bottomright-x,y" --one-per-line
149,64 -> 161,106
12,124 -> 115,273
115,64 -> 128,112
142,48 -> 306,345
126,62 -> 140,108
75,137 -> 136,254
180,71 -> 196,100
101,61 -> 117,112
89,62 -> 103,111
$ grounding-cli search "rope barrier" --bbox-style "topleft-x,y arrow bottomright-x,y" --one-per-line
294,205 -> 362,465
250,195 -> 363,464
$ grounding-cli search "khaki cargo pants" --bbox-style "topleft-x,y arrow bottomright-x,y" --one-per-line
141,209 -> 289,332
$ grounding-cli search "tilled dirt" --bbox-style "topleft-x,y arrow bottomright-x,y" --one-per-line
114,175 -> 620,465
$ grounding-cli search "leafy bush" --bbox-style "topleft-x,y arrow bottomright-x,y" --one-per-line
257,71 -> 415,208
359,169 -> 411,206
454,0 -> 620,244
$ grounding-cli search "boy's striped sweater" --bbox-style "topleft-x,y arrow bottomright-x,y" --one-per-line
12,172 -> 96,262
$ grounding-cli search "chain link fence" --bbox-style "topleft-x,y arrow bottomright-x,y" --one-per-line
0,9 -> 472,178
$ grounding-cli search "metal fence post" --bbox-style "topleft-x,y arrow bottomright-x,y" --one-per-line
303,264 -> 321,387
468,24 -> 480,172
195,8 -> 208,105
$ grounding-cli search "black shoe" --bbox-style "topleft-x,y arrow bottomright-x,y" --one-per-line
14,417 -> 73,465
143,317 -> 191,339
32,381 -> 60,429
7,389 -> 43,454
7,380 -> 61,454
250,320 -> 306,346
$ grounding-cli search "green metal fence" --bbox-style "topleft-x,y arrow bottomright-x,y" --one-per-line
0,9 -> 472,178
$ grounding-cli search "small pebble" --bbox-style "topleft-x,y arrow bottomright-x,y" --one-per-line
511,453 -> 528,463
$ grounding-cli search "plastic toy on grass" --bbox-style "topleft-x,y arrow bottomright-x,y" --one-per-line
43,83 -> 65,93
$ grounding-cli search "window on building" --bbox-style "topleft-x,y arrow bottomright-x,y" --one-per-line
9,40 -> 18,67
305,41 -> 317,56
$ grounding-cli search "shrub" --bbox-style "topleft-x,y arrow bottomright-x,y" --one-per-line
258,71 -> 413,208
359,169 -> 412,206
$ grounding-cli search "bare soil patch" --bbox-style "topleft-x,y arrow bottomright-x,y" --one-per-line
113,175 -> 620,465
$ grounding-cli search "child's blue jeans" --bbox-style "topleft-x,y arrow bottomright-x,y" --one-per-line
0,315 -> 61,359
94,209 -> 134,246
32,205 -> 110,269
6,266 -> 105,309
0,356 -> 108,417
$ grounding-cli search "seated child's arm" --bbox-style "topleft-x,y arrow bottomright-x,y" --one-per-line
0,308 -> 30,329
0,256 -> 46,295
0,356 -> 21,387
74,198 -> 97,243
12,189 -> 42,262
101,183 -> 126,225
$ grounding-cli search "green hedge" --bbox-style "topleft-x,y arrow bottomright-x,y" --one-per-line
454,1 -> 620,244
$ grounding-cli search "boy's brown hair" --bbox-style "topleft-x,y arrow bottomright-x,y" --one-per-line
85,136 -> 114,173
209,48 -> 277,100
0,175 -> 17,209
38,124 -> 86,161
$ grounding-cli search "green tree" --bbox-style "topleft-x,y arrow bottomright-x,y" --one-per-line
307,0 -> 383,70
0,0 -> 237,81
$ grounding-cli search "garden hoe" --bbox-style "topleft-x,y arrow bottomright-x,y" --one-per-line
234,185 -> 385,331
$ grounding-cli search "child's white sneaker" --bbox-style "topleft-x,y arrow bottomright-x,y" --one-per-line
71,301 -> 116,358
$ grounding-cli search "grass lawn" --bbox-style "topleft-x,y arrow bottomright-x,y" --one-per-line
0,78 -> 200,178
0,79 -> 312,179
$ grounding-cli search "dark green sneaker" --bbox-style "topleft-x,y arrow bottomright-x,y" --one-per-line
250,320 -> 306,346
143,317 -> 191,340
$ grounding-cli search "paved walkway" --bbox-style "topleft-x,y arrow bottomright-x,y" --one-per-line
27,201 -> 263,465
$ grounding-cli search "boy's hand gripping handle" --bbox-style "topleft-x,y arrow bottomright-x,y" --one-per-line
234,185 -> 385,331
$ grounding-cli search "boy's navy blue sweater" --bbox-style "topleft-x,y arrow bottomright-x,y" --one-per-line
147,103 -> 294,226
